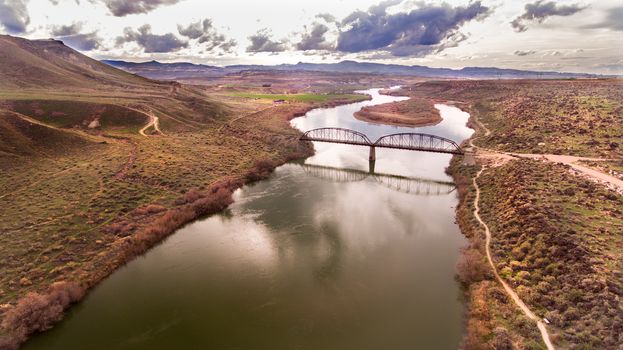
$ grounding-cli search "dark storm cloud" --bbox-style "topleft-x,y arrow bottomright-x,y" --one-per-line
117,25 -> 188,53
511,0 -> 586,32
177,18 -> 237,53
102,0 -> 181,17
336,1 -> 490,57
296,23 -> 333,51
246,29 -> 288,53
514,50 -> 536,56
0,0 -> 29,34
584,6 -> 623,31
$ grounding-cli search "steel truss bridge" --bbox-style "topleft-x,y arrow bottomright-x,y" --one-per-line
299,164 -> 456,196
300,127 -> 464,160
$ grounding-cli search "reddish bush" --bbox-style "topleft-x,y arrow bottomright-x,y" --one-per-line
192,187 -> 233,216
183,188 -> 203,204
133,204 -> 167,216
144,204 -> 166,214
104,221 -> 135,236
245,159 -> 279,182
1,281 -> 84,350
457,248 -> 490,285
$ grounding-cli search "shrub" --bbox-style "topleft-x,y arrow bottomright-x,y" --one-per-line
183,188 -> 203,204
1,281 -> 84,349
457,248 -> 490,285
245,159 -> 279,182
491,327 -> 513,350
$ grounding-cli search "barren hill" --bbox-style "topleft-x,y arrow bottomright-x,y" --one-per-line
0,35 -> 231,136
0,35 -> 161,90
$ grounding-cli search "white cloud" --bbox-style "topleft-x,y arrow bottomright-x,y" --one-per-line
0,0 -> 619,74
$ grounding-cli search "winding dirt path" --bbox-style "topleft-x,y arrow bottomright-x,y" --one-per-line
472,167 -> 556,350
465,111 -> 558,349
139,112 -> 163,136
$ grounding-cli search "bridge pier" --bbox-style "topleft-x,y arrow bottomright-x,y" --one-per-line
369,146 -> 376,161
368,159 -> 376,174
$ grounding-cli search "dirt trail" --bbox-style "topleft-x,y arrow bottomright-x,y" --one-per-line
472,168 -> 556,350
467,112 -> 556,349
139,112 -> 163,136
218,106 -> 275,132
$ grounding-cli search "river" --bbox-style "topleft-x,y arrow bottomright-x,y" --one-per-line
24,88 -> 474,350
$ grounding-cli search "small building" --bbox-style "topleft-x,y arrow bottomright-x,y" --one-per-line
273,99 -> 286,104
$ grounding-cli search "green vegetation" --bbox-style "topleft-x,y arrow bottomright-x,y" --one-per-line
231,92 -> 366,102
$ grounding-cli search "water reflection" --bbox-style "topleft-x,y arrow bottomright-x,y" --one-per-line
298,163 -> 456,196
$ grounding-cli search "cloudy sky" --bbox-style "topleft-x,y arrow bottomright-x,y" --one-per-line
0,0 -> 621,74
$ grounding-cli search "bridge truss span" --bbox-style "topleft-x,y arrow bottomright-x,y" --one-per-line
300,127 -> 372,146
300,127 -> 464,157
373,133 -> 463,155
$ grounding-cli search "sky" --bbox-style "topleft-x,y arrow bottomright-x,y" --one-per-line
0,0 -> 622,74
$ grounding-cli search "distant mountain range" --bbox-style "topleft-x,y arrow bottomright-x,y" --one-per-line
103,59 -> 604,81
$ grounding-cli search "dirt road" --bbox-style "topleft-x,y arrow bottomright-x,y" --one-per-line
508,153 -> 623,192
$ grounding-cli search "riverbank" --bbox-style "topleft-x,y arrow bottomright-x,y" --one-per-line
0,94 -> 369,350
354,97 -> 441,127
438,79 -> 623,349
14,88 -> 473,350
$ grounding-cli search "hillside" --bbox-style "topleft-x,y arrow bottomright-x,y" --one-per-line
0,35 -> 232,133
0,35 -> 160,90
0,109 -> 95,159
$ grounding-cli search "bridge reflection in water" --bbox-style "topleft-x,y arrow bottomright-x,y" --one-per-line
299,163 -> 456,196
